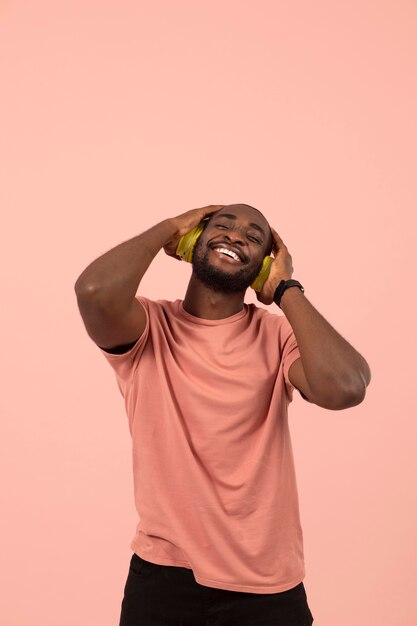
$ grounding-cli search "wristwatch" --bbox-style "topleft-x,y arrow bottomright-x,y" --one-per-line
273,279 -> 305,308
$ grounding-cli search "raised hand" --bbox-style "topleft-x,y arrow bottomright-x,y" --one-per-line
163,204 -> 226,260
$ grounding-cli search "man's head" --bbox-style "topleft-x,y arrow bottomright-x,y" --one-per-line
190,203 -> 273,294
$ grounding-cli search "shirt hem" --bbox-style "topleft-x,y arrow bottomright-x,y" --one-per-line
193,573 -> 306,594
131,545 -> 305,594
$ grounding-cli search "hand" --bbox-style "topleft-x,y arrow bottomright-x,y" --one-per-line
256,227 -> 293,305
163,204 -> 226,261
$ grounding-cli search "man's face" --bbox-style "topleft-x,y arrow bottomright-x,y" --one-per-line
191,205 -> 272,294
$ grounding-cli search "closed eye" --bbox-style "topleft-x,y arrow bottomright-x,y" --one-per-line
216,224 -> 262,245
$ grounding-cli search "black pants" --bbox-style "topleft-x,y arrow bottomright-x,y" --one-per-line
119,553 -> 314,625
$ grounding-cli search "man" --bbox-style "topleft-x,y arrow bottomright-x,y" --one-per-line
75,203 -> 371,625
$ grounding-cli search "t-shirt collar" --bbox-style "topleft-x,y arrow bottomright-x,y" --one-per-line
178,300 -> 248,325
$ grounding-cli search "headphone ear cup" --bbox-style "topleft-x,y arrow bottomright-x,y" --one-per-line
251,256 -> 274,292
176,223 -> 205,262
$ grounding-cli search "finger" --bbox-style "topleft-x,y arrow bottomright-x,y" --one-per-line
268,229 -> 279,253
270,226 -> 283,242
271,228 -> 287,250
207,205 -> 225,215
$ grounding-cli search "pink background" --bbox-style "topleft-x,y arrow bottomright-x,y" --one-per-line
1,1 -> 416,624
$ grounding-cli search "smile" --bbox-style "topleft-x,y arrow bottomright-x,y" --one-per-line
210,248 -> 242,263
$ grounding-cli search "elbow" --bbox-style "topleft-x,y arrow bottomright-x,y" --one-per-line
331,362 -> 371,410
321,386 -> 367,411
342,386 -> 367,409
74,279 -> 103,298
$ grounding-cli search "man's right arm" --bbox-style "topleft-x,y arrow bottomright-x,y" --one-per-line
74,219 -> 179,351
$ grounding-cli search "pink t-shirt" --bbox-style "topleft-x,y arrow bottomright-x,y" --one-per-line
99,296 -> 304,594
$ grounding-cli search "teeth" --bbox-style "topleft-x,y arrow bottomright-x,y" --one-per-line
213,247 -> 241,262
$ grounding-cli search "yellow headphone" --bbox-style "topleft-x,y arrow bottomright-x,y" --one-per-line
176,220 -> 273,292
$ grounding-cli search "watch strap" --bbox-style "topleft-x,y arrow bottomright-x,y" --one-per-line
273,279 -> 305,308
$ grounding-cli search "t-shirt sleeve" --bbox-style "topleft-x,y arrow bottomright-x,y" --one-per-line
279,315 -> 301,401
97,295 -> 150,394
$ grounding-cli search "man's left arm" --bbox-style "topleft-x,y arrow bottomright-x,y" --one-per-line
279,287 -> 371,410
256,226 -> 371,411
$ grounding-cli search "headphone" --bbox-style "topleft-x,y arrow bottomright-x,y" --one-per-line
175,218 -> 274,292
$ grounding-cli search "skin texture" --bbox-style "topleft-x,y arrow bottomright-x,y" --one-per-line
182,204 -> 274,320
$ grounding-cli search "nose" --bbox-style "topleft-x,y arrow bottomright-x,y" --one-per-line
224,228 -> 245,244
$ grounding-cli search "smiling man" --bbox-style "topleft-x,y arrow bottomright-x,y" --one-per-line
75,202 -> 371,626
188,204 -> 273,298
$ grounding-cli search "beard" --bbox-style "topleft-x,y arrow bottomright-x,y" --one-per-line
191,238 -> 264,294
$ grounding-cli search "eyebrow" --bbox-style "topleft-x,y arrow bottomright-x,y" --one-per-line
215,213 -> 267,238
